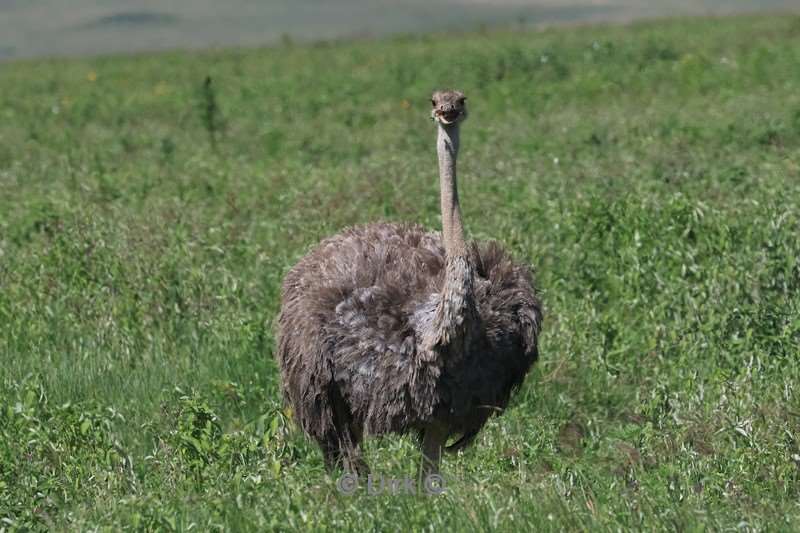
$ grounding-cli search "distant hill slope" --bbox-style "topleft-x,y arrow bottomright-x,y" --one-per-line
0,0 -> 797,59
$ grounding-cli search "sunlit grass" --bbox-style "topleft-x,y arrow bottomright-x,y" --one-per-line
1,13 -> 799,531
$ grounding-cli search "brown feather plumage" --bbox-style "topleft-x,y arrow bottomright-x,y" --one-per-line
276,222 -> 542,471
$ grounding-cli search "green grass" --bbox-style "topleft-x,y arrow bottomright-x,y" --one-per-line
2,13 -> 800,531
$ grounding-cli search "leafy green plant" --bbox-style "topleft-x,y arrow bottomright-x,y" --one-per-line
1,13 -> 799,531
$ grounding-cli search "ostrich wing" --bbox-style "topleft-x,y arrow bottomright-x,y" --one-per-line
277,222 -> 448,435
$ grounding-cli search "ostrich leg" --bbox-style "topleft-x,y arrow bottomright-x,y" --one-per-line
419,423 -> 449,478
342,423 -> 369,475
315,382 -> 369,475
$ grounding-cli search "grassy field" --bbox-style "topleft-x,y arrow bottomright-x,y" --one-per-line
1,13 -> 800,531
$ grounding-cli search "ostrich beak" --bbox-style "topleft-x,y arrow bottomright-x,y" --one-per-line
434,109 -> 463,125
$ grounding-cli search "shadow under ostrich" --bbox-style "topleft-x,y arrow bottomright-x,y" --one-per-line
276,90 -> 542,477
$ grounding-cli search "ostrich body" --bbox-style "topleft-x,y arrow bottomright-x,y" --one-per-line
276,90 -> 542,475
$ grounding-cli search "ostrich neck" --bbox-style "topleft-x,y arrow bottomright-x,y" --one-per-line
437,124 -> 467,258
428,122 -> 476,352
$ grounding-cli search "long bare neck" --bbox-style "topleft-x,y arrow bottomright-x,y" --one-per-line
437,123 -> 467,258
426,123 -> 476,352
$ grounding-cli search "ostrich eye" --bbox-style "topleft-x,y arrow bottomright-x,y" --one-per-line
457,97 -> 466,105
430,99 -> 436,107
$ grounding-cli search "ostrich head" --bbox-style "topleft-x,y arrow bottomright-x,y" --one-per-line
431,90 -> 467,126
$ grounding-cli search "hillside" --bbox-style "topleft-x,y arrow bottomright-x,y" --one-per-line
0,0 -> 798,59
1,14 -> 800,531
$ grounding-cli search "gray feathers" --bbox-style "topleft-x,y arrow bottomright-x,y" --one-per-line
276,222 -> 542,470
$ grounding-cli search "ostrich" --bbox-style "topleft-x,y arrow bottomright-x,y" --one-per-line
276,90 -> 542,476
